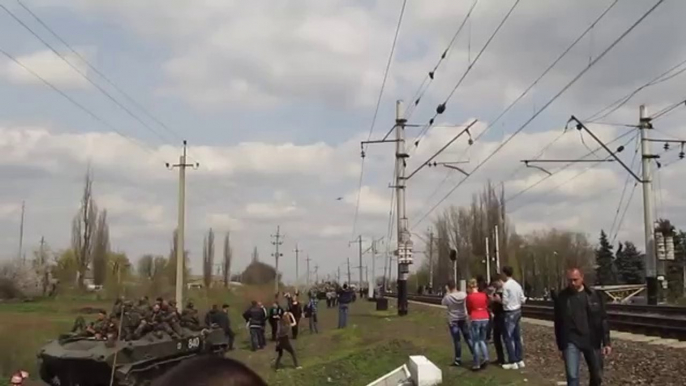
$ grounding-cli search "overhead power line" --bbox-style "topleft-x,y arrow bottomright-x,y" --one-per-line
405,0 -> 480,120
412,0 -> 520,148
410,0 -> 665,229
0,4 -> 179,147
608,134 -> 641,238
351,0 -> 408,238
14,0 -> 186,144
0,46 -> 157,157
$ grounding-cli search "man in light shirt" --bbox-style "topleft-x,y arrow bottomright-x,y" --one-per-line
500,266 -> 526,370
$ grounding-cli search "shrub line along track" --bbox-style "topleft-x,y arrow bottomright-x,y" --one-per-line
384,293 -> 686,341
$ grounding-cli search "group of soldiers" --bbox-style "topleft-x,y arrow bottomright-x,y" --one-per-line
71,296 -> 203,342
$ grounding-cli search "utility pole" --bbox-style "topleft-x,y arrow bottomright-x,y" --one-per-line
639,105 -> 658,305
485,236 -> 491,283
271,226 -> 284,294
337,266 -> 341,284
294,243 -> 302,289
347,257 -> 351,284
428,228 -> 434,290
314,264 -> 319,284
562,110 -> 686,305
18,200 -> 25,263
349,236 -> 364,288
494,225 -> 501,274
166,140 -> 199,307
360,100 -> 477,316
306,254 -> 312,287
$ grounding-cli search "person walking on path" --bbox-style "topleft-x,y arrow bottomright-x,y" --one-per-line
337,283 -> 353,328
467,279 -> 490,371
274,310 -> 301,370
489,276 -> 506,365
268,301 -> 284,341
242,301 -> 266,351
554,268 -> 611,386
304,293 -> 319,334
441,282 -> 473,367
500,266 -> 526,370
289,295 -> 303,339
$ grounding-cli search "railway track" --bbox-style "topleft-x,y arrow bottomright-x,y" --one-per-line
384,293 -> 686,341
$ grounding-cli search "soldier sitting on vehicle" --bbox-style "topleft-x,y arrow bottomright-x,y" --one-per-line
181,301 -> 202,330
161,301 -> 185,338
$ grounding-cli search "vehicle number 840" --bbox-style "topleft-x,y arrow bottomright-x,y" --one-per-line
187,337 -> 200,349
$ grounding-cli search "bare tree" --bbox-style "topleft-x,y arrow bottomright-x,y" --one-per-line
223,232 -> 232,288
71,170 -> 98,289
138,255 -> 154,279
92,209 -> 109,286
203,228 -> 215,289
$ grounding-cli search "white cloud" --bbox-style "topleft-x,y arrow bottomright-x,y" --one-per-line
244,202 -> 301,220
0,49 -> 90,89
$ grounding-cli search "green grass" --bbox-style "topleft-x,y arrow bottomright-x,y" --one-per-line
230,300 -> 543,386
0,292 -> 544,385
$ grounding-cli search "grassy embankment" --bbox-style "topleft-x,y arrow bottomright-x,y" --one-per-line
0,289 -> 544,385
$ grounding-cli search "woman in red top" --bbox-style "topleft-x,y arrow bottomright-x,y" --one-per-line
466,278 -> 490,371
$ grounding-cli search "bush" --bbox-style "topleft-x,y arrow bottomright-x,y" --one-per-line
0,261 -> 42,299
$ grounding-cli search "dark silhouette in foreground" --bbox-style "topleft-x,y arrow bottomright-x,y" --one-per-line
151,356 -> 267,386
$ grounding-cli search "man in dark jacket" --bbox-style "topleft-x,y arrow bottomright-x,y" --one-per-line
243,301 -> 266,351
554,268 -> 611,386
268,301 -> 284,341
337,284 -> 353,329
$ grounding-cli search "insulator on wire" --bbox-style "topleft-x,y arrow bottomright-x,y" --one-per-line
436,103 -> 446,115
441,50 -> 447,59
414,140 -> 419,147
680,142 -> 685,159
429,71 -> 435,80
414,98 -> 420,106
429,118 -> 434,125
664,143 -> 669,151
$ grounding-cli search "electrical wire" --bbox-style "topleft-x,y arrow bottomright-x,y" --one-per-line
0,4 -> 179,147
410,0 -> 665,229
412,0 -> 520,148
611,180 -> 639,245
587,57 -> 686,122
608,134 -> 640,238
405,0 -> 480,120
435,0 -> 619,193
506,130 -> 637,211
351,0 -> 408,238
650,98 -> 686,121
14,0 -> 187,143
0,46 -> 157,157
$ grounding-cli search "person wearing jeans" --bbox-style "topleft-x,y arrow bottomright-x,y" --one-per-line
555,267 -> 611,386
500,266 -> 526,370
337,284 -> 353,329
467,279 -> 490,371
489,277 -> 506,365
441,282 -> 473,366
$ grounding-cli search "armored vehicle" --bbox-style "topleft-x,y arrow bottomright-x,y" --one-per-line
37,327 -> 229,386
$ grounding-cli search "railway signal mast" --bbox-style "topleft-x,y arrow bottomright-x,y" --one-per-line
361,100 -> 477,315
536,106 -> 685,305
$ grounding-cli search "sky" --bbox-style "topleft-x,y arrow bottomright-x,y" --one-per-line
0,0 -> 685,284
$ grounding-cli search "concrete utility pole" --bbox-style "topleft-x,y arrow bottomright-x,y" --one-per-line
166,140 -> 199,307
494,225 -> 501,275
360,100 -> 477,315
306,254 -> 312,287
18,200 -> 25,263
337,266 -> 341,284
428,229 -> 434,290
639,105 -> 658,305
347,257 -> 352,285
294,243 -> 302,289
349,235 -> 364,288
271,226 -> 284,294
314,264 -> 319,284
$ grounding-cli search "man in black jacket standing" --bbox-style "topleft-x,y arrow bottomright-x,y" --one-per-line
554,268 -> 611,386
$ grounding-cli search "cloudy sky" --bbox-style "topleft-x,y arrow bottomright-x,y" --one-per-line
0,0 -> 684,283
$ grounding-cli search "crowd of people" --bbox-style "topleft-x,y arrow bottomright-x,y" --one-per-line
441,265 -> 611,385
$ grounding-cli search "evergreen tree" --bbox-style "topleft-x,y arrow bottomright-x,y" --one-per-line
615,241 -> 644,284
595,230 -> 616,285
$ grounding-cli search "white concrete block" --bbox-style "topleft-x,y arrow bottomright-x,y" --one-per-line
407,355 -> 442,386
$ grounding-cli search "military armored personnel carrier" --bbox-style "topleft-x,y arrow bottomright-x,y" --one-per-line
37,327 -> 229,386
